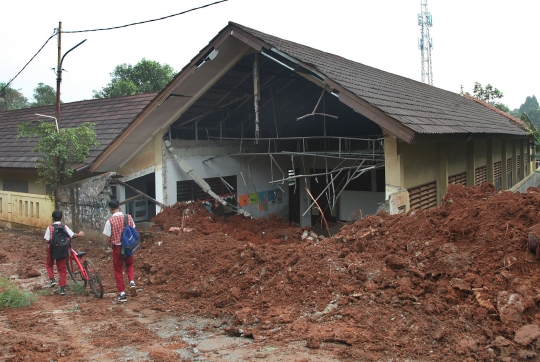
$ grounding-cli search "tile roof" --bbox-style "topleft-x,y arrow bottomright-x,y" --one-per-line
0,93 -> 156,169
231,22 -> 528,138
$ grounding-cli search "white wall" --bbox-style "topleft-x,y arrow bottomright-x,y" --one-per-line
164,153 -> 290,220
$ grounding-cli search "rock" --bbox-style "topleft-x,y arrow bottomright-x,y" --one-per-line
518,349 -> 537,360
450,278 -> 471,292
432,327 -> 445,340
498,291 -> 525,324
306,335 -> 321,349
301,231 -> 309,240
494,336 -> 511,348
364,280 -> 378,291
515,324 -> 540,346
169,227 -> 181,234
230,287 -> 241,300
186,284 -> 202,298
385,255 -> 408,270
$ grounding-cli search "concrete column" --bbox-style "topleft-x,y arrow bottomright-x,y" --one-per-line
512,140 -> 518,187
466,140 -> 475,186
501,140 -> 508,190
487,139 -> 493,184
300,166 -> 311,227
384,134 -> 404,199
437,141 -> 448,206
116,184 -> 126,214
155,168 -> 164,215
519,139 -> 525,181
527,138 -> 533,174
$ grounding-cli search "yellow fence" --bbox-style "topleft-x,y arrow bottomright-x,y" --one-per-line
0,191 -> 54,229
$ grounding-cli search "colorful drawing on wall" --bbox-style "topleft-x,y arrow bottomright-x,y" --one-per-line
257,191 -> 268,211
267,189 -> 276,202
249,193 -> 259,205
276,189 -> 283,203
238,194 -> 249,207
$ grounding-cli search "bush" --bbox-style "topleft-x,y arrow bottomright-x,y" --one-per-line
0,276 -> 37,309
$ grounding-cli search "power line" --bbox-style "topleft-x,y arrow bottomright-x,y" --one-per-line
1,0 -> 229,97
0,31 -> 57,94
63,0 -> 228,33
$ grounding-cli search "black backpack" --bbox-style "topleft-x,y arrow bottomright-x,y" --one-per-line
50,224 -> 71,260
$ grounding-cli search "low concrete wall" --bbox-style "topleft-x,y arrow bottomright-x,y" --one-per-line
57,173 -> 115,243
0,191 -> 54,230
511,168 -> 540,193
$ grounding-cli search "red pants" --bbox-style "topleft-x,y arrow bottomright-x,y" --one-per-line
112,244 -> 134,293
45,246 -> 67,287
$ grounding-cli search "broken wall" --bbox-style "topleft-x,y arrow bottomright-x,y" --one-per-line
56,172 -> 115,243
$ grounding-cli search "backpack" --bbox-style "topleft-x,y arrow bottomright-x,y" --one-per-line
121,214 -> 140,257
50,224 -> 71,260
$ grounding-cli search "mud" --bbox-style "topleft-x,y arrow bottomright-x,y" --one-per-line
3,183 -> 540,361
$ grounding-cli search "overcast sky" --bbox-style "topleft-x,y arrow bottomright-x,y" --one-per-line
2,0 -> 538,110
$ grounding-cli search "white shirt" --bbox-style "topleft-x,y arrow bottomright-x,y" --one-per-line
102,211 -> 136,237
44,221 -> 75,241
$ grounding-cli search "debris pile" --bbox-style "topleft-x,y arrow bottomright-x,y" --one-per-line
140,183 -> 540,360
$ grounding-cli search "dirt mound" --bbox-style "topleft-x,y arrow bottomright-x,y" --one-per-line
139,184 -> 540,360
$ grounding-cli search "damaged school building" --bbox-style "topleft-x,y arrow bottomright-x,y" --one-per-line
0,22 -> 534,241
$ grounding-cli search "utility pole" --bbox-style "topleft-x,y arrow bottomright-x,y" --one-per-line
55,21 -> 62,122
55,22 -> 86,124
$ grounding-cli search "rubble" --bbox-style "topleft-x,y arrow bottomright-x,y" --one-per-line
136,183 -> 540,360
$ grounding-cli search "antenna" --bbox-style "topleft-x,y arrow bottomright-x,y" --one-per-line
418,0 -> 434,85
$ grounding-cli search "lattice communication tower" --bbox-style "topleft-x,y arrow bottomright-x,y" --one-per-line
418,0 -> 434,85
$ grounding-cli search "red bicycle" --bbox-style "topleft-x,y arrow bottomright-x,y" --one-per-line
66,246 -> 104,298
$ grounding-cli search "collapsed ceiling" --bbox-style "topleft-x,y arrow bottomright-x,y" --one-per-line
169,52 -> 383,142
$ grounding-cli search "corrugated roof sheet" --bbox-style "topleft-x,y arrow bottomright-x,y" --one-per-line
0,93 -> 156,169
231,22 -> 527,137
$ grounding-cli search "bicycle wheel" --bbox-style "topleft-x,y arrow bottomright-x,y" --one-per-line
84,259 -> 104,298
67,254 -> 87,288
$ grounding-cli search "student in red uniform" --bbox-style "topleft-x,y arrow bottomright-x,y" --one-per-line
44,210 -> 84,295
102,199 -> 137,302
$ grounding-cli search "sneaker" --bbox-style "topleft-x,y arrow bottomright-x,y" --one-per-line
129,282 -> 137,297
60,286 -> 66,296
49,278 -> 57,288
117,294 -> 127,302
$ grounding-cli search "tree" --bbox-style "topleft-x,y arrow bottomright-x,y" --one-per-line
17,120 -> 99,201
511,96 -> 540,128
520,113 -> 540,169
0,83 -> 29,111
460,82 -> 509,113
30,83 -> 57,107
92,58 -> 175,98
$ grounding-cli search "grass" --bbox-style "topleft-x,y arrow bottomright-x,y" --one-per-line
0,276 -> 37,309
66,304 -> 81,312
69,282 -> 87,295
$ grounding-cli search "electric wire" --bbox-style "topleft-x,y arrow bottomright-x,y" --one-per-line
62,0 -> 228,33
1,0 -> 228,96
0,31 -> 58,94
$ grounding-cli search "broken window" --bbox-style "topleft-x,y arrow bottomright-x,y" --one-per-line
177,175 -> 237,215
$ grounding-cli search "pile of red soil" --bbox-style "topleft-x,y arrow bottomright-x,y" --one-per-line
140,183 -> 540,361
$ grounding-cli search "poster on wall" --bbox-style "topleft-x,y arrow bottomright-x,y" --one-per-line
238,194 -> 250,207
258,191 -> 269,211
249,193 -> 259,205
268,189 -> 276,204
